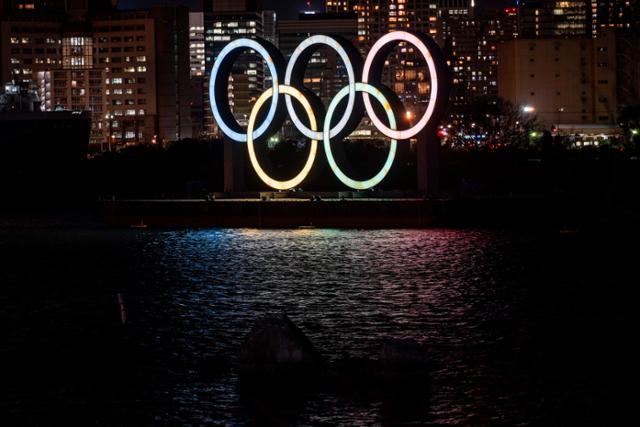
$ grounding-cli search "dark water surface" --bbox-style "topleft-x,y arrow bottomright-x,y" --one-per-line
1,228 -> 636,426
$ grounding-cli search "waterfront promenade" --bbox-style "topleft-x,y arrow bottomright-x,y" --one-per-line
101,193 -> 615,229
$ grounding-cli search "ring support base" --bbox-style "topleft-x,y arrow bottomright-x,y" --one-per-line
223,137 -> 246,193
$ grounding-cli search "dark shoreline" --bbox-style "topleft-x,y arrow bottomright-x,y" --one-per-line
2,195 -> 635,230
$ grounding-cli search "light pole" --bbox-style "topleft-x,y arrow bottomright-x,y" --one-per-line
105,113 -> 114,152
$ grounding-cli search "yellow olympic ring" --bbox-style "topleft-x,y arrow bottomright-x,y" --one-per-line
246,84 -> 318,190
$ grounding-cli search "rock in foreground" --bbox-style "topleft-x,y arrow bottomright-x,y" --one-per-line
237,314 -> 326,378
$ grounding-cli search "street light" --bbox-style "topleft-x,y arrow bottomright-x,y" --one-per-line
522,105 -> 535,113
105,113 -> 114,152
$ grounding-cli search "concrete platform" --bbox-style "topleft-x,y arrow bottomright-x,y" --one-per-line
102,197 -> 438,228
100,192 -> 599,229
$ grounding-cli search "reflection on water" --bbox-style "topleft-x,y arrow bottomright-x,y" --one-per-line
0,228 -> 633,425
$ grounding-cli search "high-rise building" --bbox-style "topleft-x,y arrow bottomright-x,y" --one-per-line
278,12 -> 357,104
278,12 -> 361,137
519,0 -> 589,38
0,3 -> 192,149
189,12 -> 206,138
589,1 -> 640,113
262,9 -> 277,46
518,0 -> 637,39
203,1 -> 265,137
616,34 -> 640,110
327,0 -> 440,47
498,31 -> 617,129
440,3 -> 519,108
326,0 -> 349,12
325,1 -> 518,114
92,10 -> 158,148
189,12 -> 205,78
325,1 -> 442,130
589,0 -> 638,37
151,6 -> 192,144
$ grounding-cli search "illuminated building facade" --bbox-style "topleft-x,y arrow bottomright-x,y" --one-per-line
91,11 -> 158,148
1,20 -> 64,86
588,0 -> 638,37
189,12 -> 205,78
324,1 -> 519,116
519,0 -> 589,38
326,1 -> 350,12
325,0 -> 441,129
189,12 -> 206,138
440,4 -> 519,109
589,1 -> 640,111
0,1 -> 192,150
202,0 -> 267,137
262,9 -> 277,46
519,0 -> 637,39
498,30 -> 617,128
278,12 -> 360,138
36,68 -> 107,144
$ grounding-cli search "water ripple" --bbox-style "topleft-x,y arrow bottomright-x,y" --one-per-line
1,228 -> 615,425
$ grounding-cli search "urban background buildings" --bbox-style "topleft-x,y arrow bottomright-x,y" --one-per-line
1,0 -> 639,150
0,0 -> 191,152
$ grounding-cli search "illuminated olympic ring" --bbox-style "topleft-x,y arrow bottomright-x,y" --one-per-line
209,31 -> 449,190
209,38 -> 285,143
284,35 -> 362,141
247,85 -> 318,190
325,83 -> 398,190
362,31 -> 443,140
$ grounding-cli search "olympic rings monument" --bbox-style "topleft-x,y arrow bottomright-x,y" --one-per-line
210,31 -> 450,195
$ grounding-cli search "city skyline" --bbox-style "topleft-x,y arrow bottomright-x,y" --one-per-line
1,6 -> 638,424
118,0 -> 326,17
1,0 -> 638,150
117,0 -> 513,16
